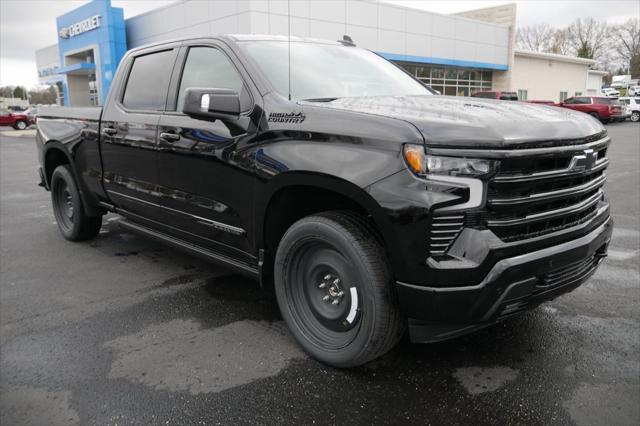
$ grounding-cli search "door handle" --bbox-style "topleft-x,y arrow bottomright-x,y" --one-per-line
102,127 -> 117,136
160,132 -> 181,142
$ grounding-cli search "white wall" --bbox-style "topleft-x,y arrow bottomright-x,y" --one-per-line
586,72 -> 605,95
35,45 -> 61,70
511,53 -> 591,102
125,0 -> 510,67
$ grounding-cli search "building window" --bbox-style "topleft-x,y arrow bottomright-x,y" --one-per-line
397,62 -> 492,96
518,90 -> 528,101
559,91 -> 568,102
575,91 -> 582,96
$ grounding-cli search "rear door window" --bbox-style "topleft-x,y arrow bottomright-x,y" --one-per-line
594,97 -> 612,105
122,50 -> 175,111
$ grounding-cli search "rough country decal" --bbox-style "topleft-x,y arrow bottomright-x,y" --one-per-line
268,112 -> 306,124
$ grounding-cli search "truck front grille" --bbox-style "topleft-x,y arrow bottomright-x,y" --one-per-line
484,135 -> 609,242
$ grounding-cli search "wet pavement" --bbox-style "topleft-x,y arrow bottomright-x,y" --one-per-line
1,123 -> 639,425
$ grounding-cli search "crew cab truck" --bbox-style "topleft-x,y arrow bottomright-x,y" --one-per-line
37,35 -> 612,367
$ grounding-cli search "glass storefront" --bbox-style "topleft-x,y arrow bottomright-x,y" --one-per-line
396,62 -> 493,96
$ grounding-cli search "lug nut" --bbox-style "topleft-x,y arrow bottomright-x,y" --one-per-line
322,295 -> 330,302
331,299 -> 340,305
318,282 -> 327,289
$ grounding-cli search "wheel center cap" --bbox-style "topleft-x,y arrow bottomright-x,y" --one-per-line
319,273 -> 344,305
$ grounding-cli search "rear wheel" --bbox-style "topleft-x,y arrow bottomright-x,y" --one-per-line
14,120 -> 27,130
631,111 -> 640,122
274,211 -> 405,367
51,165 -> 102,241
588,112 -> 600,121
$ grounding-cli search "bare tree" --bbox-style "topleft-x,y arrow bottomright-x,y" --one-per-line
566,18 -> 610,60
517,24 -> 554,51
548,28 -> 571,55
28,86 -> 58,105
613,18 -> 640,77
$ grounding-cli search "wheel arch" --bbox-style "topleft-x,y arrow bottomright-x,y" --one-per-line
43,142 -> 104,216
257,172 -> 397,279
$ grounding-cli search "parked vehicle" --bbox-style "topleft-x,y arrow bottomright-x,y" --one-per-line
7,105 -> 27,112
619,97 -> 640,122
601,87 -> 620,98
611,74 -> 631,89
628,85 -> 640,97
36,35 -> 612,367
23,106 -> 39,124
471,90 -> 518,100
0,108 -> 30,130
614,100 -> 630,121
558,96 -> 624,123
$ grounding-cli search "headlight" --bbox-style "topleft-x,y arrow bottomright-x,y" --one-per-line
403,144 -> 496,177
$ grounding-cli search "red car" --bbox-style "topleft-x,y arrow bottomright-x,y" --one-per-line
0,108 -> 30,130
557,96 -> 624,123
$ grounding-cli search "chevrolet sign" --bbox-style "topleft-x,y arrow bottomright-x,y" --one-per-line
59,15 -> 101,39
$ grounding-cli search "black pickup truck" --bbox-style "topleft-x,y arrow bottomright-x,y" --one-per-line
36,35 -> 612,367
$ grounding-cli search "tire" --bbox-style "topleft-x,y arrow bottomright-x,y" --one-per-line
274,211 -> 405,368
588,112 -> 600,121
631,112 -> 640,122
51,165 -> 102,241
14,120 -> 27,130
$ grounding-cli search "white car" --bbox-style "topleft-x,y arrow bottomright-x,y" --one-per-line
628,85 -> 640,97
619,97 -> 640,122
601,87 -> 620,98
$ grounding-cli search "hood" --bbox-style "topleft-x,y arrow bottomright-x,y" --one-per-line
302,95 -> 605,148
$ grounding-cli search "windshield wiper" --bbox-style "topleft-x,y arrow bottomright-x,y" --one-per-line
302,97 -> 339,102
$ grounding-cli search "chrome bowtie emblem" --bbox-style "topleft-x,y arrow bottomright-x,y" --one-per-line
568,149 -> 597,172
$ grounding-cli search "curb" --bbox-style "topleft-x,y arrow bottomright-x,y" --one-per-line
0,129 -> 37,138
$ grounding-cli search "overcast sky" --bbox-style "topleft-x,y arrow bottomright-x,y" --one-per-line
1,0 -> 638,89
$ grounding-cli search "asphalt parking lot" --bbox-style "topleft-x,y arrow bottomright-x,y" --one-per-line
1,123 -> 638,425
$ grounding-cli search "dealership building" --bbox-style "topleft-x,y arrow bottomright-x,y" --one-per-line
35,0 -> 604,106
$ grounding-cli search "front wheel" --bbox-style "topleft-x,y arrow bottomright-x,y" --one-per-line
51,165 -> 102,241
631,112 -> 640,122
14,120 -> 27,130
274,211 -> 405,367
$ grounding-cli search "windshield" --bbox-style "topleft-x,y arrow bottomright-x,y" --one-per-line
240,41 -> 432,100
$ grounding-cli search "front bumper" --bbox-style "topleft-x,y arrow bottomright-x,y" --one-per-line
399,216 -> 612,343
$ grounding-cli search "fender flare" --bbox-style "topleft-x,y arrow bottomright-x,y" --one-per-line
255,171 -> 398,260
42,141 -> 104,217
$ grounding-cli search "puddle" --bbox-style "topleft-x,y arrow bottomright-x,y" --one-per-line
452,366 -> 519,395
104,319 -> 305,394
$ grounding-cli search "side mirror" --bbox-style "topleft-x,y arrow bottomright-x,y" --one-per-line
182,88 -> 240,121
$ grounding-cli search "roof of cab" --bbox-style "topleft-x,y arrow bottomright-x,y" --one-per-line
127,34 -> 344,55
225,34 -> 342,45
